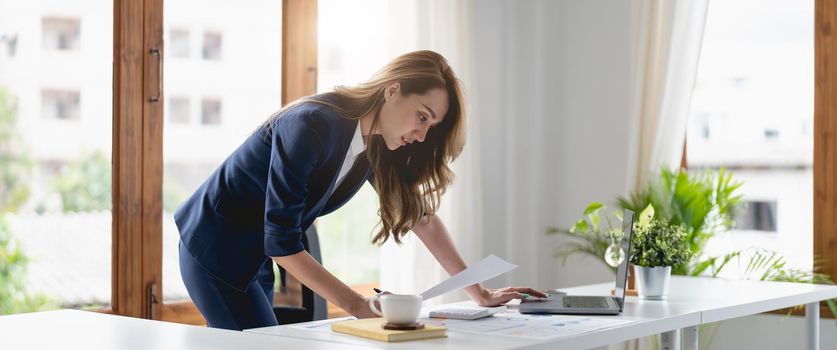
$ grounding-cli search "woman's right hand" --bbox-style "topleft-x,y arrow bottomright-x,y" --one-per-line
352,292 -> 391,318
352,297 -> 378,318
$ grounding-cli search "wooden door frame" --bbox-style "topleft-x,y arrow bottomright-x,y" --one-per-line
112,0 -> 163,319
282,0 -> 318,105
813,0 -> 837,315
110,0 -> 318,323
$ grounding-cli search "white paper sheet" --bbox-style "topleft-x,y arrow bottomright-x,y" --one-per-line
419,255 -> 518,301
420,312 -> 636,340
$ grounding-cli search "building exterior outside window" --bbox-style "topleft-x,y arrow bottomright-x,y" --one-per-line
42,17 -> 81,51
169,29 -> 190,58
1,33 -> 18,57
41,89 -> 80,120
200,98 -> 221,125
202,31 -> 222,60
168,96 -> 190,124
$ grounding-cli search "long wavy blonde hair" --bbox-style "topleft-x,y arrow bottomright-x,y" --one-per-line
266,50 -> 466,245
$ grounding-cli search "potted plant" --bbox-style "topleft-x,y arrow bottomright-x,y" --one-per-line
630,204 -> 691,299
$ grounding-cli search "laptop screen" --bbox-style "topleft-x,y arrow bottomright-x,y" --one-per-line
613,209 -> 635,303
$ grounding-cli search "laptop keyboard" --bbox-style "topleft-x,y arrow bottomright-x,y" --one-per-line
563,296 -> 610,309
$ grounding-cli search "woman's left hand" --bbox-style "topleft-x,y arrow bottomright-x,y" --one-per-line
474,286 -> 549,307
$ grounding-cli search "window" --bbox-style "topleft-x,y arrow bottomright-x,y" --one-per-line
735,200 -> 778,232
1,2 -> 112,316
41,89 -> 81,120
168,96 -> 190,124
202,31 -> 222,60
169,29 -> 190,58
1,33 -> 18,57
687,0 -> 813,270
42,17 -> 81,51
200,98 -> 222,125
162,0 -> 282,305
315,0 -> 392,289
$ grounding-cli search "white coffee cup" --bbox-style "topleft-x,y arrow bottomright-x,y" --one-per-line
368,294 -> 423,324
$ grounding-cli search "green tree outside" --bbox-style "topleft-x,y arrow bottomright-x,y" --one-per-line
0,86 -> 53,314
52,151 -> 111,213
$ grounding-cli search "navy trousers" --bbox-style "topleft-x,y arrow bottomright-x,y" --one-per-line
179,241 -> 279,330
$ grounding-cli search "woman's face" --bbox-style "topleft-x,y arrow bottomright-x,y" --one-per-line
376,85 -> 449,150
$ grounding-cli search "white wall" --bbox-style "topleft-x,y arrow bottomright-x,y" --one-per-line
471,0 -> 632,291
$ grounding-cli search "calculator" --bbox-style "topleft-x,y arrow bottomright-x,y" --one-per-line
428,306 -> 505,320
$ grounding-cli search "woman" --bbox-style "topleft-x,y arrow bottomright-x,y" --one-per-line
175,50 -> 547,330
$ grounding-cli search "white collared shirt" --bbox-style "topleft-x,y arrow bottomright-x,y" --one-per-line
333,121 -> 366,192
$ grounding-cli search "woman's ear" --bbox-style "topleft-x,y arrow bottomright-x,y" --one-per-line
384,83 -> 401,102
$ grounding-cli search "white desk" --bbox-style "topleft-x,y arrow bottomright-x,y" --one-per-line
0,309 -> 369,350
247,276 -> 837,350
563,276 -> 837,350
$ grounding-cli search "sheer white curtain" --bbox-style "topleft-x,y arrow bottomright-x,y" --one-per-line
626,0 -> 709,190
378,0 -> 481,305
615,2 -> 709,349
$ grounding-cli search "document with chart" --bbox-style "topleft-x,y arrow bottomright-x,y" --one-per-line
420,311 -> 635,340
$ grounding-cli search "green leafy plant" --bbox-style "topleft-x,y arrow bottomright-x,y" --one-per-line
0,86 -> 53,314
630,204 -> 692,267
546,202 -> 625,273
0,88 -> 31,212
163,176 -> 189,214
618,167 -> 742,275
0,213 -> 55,314
52,151 -> 111,212
729,249 -> 836,317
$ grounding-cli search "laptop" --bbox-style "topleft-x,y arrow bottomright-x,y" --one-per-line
519,209 -> 634,315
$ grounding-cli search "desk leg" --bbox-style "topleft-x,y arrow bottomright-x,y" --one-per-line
682,326 -> 698,350
806,302 -> 819,350
660,330 -> 679,350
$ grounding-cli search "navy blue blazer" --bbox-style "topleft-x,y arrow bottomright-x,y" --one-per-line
174,102 -> 373,291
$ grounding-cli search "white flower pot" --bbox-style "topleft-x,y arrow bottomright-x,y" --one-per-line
634,265 -> 671,300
